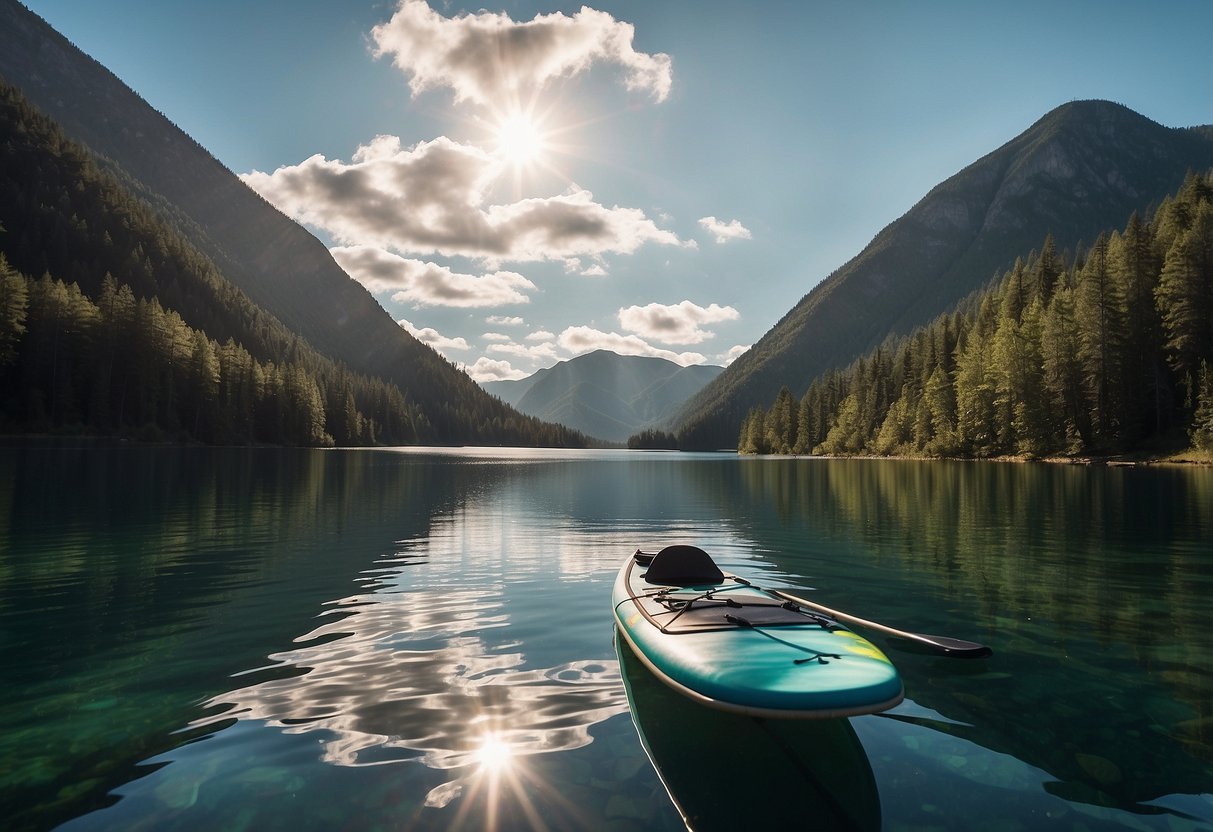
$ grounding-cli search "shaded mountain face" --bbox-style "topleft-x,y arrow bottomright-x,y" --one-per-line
0,0 -> 534,443
676,100 -> 1213,449
483,351 -> 724,443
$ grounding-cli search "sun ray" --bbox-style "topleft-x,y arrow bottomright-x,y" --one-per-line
495,113 -> 546,166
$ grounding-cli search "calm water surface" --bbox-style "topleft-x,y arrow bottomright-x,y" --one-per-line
1,445 -> 1211,830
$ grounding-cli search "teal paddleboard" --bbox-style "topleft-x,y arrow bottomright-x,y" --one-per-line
612,545 -> 903,719
617,633 -> 882,831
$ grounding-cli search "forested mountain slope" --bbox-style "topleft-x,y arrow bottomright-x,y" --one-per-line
0,0 -> 574,445
0,81 -> 583,446
677,100 -> 1213,449
740,171 -> 1213,459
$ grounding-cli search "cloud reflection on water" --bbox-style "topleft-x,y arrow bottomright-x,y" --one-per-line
193,548 -> 627,808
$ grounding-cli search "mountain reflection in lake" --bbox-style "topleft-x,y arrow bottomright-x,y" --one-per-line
3,445 -> 1212,830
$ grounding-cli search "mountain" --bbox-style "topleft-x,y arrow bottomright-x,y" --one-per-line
0,0 -> 578,446
676,100 -> 1213,449
483,350 -> 724,443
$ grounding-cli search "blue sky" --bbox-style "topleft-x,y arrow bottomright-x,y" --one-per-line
24,0 -> 1213,381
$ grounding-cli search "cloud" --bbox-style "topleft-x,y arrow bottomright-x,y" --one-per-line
466,356 -> 528,382
486,315 -> 524,326
371,1 -> 672,108
488,341 -> 560,362
243,136 -> 685,262
557,326 -> 705,365
617,300 -> 739,344
526,330 -> 555,342
720,344 -> 751,366
332,245 -> 535,307
397,318 -> 471,351
482,332 -> 512,342
698,216 -> 752,244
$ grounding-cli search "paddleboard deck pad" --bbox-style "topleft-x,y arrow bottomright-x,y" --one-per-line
612,545 -> 904,718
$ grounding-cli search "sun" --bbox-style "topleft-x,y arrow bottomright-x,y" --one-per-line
494,113 -> 546,166
474,734 -> 514,773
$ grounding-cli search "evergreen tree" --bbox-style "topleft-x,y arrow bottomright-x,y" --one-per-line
1075,233 -> 1124,444
1041,283 -> 1088,449
921,364 -> 959,455
1033,233 -> 1061,303
816,393 -> 866,455
873,391 -> 914,455
1191,361 -> 1213,451
0,253 -> 28,366
766,386 -> 797,453
793,393 -> 813,454
1156,202 -> 1213,408
954,295 -> 1000,455
1109,215 -> 1166,438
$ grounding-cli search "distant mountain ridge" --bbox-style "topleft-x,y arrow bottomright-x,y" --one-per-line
483,351 -> 724,443
0,0 -> 575,445
676,100 -> 1213,449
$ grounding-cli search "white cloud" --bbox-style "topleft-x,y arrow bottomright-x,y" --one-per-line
526,330 -> 556,342
580,264 -> 608,277
482,332 -> 512,342
371,1 -> 672,108
486,315 -> 525,326
720,344 -> 751,366
698,216 -> 752,244
332,245 -> 534,308
617,300 -> 739,345
466,356 -> 528,382
397,318 -> 471,351
243,136 -> 685,262
557,326 -> 705,365
488,341 -> 560,362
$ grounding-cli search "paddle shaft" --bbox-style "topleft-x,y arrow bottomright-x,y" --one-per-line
770,588 -> 992,659
632,549 -> 991,658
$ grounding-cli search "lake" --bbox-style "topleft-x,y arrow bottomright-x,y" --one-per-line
1,445 -> 1211,831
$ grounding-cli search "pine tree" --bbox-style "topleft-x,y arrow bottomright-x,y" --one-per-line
766,387 -> 797,453
1191,361 -> 1213,451
1075,233 -> 1124,444
1156,202 -> 1213,409
1041,283 -> 1088,450
816,393 -> 865,455
921,364 -> 958,455
0,253 -> 28,366
1109,215 -> 1165,438
1033,233 -> 1061,303
954,295 -> 999,455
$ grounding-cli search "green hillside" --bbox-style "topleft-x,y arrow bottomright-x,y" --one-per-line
740,172 -> 1213,459
0,81 -> 583,446
677,101 -> 1213,450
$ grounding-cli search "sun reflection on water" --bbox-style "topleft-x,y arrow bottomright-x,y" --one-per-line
474,734 -> 514,773
191,527 -> 632,820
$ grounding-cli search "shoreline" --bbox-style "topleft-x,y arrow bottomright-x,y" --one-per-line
741,449 -> 1213,466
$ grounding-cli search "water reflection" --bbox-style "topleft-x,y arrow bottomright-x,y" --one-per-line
8,447 -> 1213,830
730,458 -> 1213,823
194,543 -> 628,812
617,634 -> 881,831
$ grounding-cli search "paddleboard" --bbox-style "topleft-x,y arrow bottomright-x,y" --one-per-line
612,545 -> 903,719
617,633 -> 882,831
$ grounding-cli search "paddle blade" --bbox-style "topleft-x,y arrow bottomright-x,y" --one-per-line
885,634 -> 992,659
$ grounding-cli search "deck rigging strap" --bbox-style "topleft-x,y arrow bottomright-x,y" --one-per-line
725,613 -> 844,665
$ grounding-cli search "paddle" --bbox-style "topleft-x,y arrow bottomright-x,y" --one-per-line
768,588 -> 992,659
632,549 -> 991,658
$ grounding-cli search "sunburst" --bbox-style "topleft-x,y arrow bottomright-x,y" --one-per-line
494,112 -> 547,167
